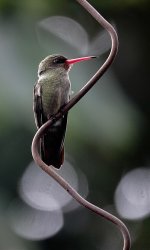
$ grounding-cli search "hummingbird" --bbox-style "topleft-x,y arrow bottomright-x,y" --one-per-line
33,54 -> 96,169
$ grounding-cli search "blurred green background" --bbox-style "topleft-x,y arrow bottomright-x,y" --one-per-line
0,0 -> 150,249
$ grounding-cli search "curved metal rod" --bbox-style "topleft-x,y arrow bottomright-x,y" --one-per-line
32,120 -> 131,250
32,0 -> 131,249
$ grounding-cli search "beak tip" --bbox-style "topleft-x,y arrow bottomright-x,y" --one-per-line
91,56 -> 98,59
66,55 -> 98,65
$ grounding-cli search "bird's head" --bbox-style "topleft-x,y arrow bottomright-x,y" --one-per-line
38,54 -> 96,77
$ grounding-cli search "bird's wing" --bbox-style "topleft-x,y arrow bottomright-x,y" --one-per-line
33,82 -> 43,129
33,82 -> 69,168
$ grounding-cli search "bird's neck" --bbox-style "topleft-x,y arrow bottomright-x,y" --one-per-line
38,68 -> 69,81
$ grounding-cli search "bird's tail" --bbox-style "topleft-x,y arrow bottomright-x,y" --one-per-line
40,114 -> 67,169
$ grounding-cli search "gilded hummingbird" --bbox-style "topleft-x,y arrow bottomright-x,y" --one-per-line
33,54 -> 96,168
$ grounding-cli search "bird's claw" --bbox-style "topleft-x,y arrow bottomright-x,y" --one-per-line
47,105 -> 66,123
47,114 -> 56,122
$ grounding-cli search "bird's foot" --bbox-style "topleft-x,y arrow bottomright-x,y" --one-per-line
47,114 -> 57,122
58,104 -> 67,118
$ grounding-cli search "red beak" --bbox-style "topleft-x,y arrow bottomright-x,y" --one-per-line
66,56 -> 96,65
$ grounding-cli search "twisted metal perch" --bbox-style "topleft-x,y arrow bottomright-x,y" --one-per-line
32,0 -> 131,249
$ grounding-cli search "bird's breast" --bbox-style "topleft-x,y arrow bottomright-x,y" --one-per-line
40,75 -> 70,117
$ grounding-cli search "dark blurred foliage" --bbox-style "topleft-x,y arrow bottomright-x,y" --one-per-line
0,0 -> 150,249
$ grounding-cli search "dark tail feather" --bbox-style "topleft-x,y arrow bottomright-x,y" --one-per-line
41,138 -> 64,168
40,114 -> 67,169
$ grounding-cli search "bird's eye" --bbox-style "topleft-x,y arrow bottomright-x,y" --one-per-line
39,70 -> 44,75
53,57 -> 66,64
